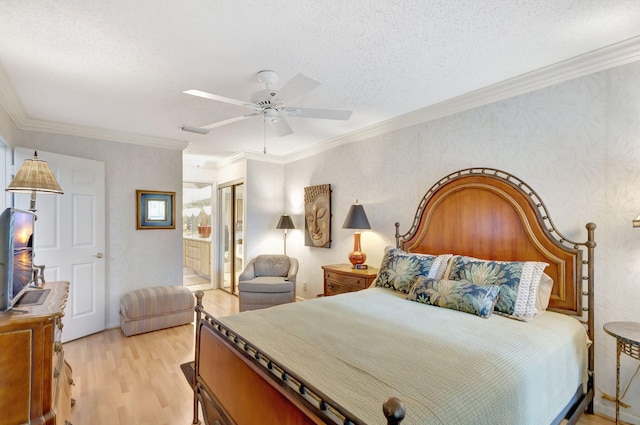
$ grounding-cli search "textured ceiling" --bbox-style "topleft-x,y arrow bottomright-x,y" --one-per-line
1,1 -> 640,166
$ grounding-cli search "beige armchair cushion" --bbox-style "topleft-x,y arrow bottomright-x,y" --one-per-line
255,255 -> 291,277
239,254 -> 298,285
238,255 -> 299,311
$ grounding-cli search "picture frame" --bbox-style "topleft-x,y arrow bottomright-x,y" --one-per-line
304,184 -> 331,248
136,190 -> 176,229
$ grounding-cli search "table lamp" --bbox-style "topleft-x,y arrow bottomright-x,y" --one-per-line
276,214 -> 295,255
342,200 -> 371,267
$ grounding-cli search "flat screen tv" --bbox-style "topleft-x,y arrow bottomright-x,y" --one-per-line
0,207 -> 35,311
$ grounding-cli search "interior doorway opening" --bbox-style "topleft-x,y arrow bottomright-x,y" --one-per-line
183,182 -> 213,291
219,181 -> 243,295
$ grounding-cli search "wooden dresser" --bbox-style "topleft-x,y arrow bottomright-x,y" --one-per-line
322,264 -> 378,296
0,281 -> 73,425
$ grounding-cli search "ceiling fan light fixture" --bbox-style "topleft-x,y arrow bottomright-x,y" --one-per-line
264,108 -> 279,120
257,70 -> 279,87
182,70 -> 353,145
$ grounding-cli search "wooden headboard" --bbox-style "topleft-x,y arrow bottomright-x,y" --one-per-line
395,168 -> 595,318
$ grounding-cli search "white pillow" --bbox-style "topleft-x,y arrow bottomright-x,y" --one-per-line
535,273 -> 553,314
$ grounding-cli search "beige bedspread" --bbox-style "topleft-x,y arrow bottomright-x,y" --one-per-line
219,287 -> 588,425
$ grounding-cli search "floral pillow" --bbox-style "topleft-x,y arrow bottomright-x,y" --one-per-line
445,255 -> 548,321
374,247 -> 452,293
407,277 -> 500,318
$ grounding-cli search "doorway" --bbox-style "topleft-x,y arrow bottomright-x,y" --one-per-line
219,181 -> 243,294
13,147 -> 106,343
183,182 -> 213,290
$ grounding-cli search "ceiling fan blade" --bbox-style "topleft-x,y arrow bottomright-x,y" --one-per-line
269,115 -> 293,137
181,113 -> 261,134
181,125 -> 210,135
200,113 -> 261,130
276,73 -> 320,103
285,107 -> 352,120
183,89 -> 258,110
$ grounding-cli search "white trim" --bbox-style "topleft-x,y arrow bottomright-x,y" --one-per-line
2,36 -> 639,161
278,35 -> 640,164
17,118 -> 190,151
0,64 -> 189,151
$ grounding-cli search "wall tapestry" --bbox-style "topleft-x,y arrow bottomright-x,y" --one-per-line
304,184 -> 331,248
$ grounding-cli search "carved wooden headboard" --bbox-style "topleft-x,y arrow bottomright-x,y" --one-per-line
395,168 -> 595,321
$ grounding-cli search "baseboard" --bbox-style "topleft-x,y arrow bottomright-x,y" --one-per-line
106,321 -> 120,330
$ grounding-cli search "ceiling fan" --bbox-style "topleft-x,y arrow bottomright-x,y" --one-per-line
181,70 -> 353,137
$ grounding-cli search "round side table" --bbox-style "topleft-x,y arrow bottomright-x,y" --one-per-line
603,321 -> 640,424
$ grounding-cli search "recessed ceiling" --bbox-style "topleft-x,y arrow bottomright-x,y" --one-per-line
1,1 -> 640,166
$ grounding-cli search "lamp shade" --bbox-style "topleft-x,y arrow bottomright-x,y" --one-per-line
6,151 -> 63,194
276,214 -> 295,229
342,204 -> 371,229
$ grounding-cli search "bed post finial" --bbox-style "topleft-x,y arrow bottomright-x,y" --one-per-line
383,397 -> 405,424
395,222 -> 401,248
585,222 -> 596,248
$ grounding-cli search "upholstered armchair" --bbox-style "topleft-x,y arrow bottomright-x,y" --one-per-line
238,255 -> 298,312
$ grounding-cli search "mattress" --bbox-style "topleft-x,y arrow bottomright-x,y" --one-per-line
219,287 -> 589,425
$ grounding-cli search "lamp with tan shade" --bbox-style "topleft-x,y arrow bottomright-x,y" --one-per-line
6,151 -> 63,213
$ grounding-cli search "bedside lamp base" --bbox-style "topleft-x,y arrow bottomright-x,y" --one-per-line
348,232 -> 366,268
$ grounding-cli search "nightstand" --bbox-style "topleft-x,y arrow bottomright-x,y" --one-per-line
603,321 -> 640,424
322,264 -> 378,296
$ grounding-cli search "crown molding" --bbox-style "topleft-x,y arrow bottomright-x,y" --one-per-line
0,65 -> 189,151
17,118 -> 190,151
214,150 -> 289,168
2,36 -> 639,162
0,65 -> 29,128
281,35 -> 640,164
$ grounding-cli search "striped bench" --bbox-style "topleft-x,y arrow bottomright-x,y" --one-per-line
119,286 -> 195,336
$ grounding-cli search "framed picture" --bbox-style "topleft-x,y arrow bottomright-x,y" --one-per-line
304,184 -> 331,248
136,190 -> 176,229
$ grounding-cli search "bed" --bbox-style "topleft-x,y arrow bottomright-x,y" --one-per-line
190,168 -> 596,425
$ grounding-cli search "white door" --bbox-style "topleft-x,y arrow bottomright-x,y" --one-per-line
13,148 -> 106,342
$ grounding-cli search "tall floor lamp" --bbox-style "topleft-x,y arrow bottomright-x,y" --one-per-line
6,151 -> 64,285
342,200 -> 371,268
276,214 -> 295,255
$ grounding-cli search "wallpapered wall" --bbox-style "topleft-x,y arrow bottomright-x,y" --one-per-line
0,126 -> 184,329
280,60 -> 640,421
1,54 -> 639,420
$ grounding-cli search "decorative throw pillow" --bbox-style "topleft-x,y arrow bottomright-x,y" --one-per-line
374,247 -> 452,293
407,277 -> 500,318
445,255 -> 548,321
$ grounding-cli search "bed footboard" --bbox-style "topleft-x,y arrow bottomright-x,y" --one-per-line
191,291 -> 405,425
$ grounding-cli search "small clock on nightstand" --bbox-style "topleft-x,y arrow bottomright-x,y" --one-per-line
321,264 -> 378,296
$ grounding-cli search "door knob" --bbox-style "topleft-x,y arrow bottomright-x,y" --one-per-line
94,252 -> 104,259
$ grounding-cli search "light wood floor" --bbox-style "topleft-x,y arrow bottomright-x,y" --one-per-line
63,289 -> 613,425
